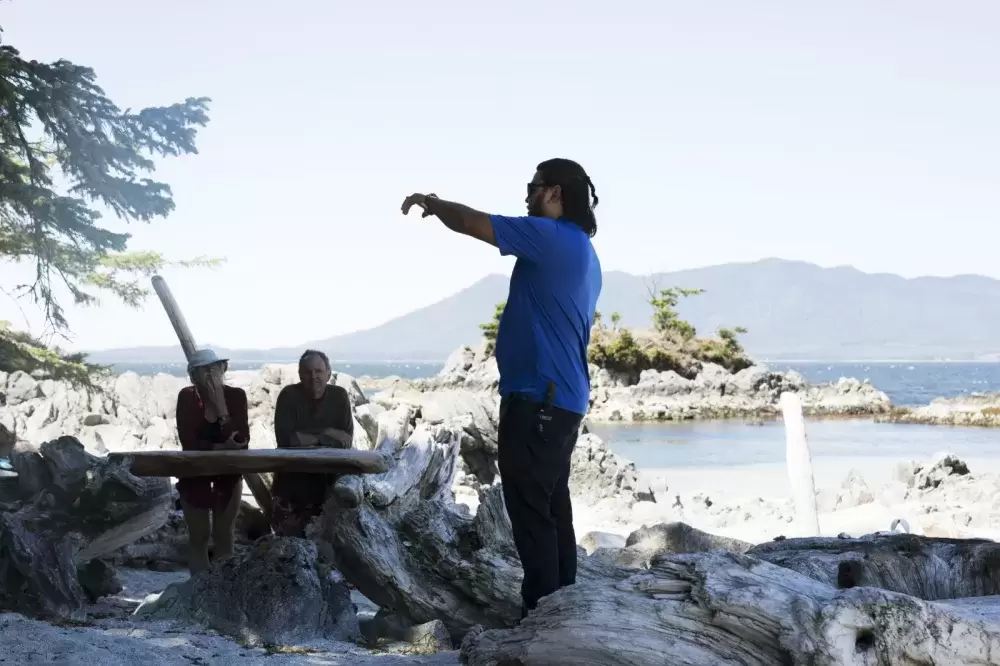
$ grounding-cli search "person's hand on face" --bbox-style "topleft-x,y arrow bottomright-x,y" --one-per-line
198,363 -> 228,418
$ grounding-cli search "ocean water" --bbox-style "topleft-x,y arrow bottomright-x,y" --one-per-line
112,358 -> 1000,471
588,418 -> 1000,470
111,360 -> 446,382
765,361 -> 1000,407
113,359 -> 1000,407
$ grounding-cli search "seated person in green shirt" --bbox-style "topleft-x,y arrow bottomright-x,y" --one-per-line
271,349 -> 356,536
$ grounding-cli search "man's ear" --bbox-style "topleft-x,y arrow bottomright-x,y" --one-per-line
549,184 -> 563,203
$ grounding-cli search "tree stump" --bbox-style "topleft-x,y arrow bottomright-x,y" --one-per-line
0,436 -> 172,618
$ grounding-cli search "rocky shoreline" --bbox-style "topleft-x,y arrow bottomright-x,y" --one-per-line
877,392 -> 1000,427
359,343 -> 893,422
3,352 -> 1000,662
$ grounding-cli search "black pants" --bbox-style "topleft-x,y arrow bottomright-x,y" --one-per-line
497,394 -> 583,613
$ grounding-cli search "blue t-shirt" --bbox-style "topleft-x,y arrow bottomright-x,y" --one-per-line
490,214 -> 602,415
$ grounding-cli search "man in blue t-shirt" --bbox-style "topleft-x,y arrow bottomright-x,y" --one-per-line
401,158 -> 603,618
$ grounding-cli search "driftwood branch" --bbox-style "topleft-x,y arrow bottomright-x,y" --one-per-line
460,548 -> 1000,665
748,533 -> 1000,599
112,448 -> 391,478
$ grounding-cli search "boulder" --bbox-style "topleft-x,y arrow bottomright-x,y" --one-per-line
135,536 -> 359,646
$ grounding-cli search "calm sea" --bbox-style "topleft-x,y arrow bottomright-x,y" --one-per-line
113,359 -> 1000,407
112,360 -> 445,382
112,359 -> 1000,471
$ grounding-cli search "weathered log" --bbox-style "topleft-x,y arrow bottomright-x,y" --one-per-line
590,521 -> 754,569
151,274 -> 198,362
112,447 -> 391,478
318,421 -> 625,639
748,533 -> 1000,599
1,437 -> 172,618
460,549 -> 1000,665
241,471 -> 273,521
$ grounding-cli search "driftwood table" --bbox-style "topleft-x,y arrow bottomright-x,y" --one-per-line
111,448 -> 392,519
110,448 -> 391,478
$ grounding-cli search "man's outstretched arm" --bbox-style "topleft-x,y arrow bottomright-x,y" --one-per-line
402,193 -> 496,247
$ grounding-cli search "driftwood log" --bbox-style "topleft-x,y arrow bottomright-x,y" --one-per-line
318,420 -> 629,639
1,436 -> 172,618
112,448 -> 391,478
460,546 -> 1000,665
748,533 -> 1000,599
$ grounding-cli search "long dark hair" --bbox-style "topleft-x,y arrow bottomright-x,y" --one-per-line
536,158 -> 599,237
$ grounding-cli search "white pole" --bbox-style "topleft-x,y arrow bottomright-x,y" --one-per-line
151,275 -> 198,361
780,392 -> 820,536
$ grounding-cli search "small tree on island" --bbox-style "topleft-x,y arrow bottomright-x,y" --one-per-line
479,300 -> 506,356
588,283 -> 752,381
0,28 -> 216,384
649,286 -> 703,340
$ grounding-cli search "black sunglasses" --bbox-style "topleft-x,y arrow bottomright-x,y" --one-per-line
526,181 -> 551,196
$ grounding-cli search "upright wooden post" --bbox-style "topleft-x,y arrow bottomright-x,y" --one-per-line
150,274 -> 273,521
151,276 -> 198,362
780,392 -> 820,536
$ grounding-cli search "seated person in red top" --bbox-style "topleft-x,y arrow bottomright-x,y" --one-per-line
271,349 -> 355,537
174,349 -> 249,573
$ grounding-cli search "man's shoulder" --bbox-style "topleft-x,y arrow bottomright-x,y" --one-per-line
276,383 -> 301,403
326,383 -> 351,401
223,385 -> 247,399
177,385 -> 196,399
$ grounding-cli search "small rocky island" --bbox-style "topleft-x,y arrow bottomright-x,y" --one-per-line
361,290 -> 893,421
361,341 -> 892,423
879,392 -> 1000,427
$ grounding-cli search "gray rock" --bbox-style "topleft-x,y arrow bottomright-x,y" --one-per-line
911,453 -> 971,490
77,558 -> 122,602
6,371 -> 40,406
836,469 -> 875,509
135,536 -> 360,646
579,530 -> 627,554
570,433 -> 641,503
82,413 -> 107,427
404,620 -> 453,652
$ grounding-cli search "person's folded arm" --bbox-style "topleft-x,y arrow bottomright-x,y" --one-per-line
273,387 -> 296,449
317,428 -> 353,448
316,391 -> 355,448
229,388 -> 250,450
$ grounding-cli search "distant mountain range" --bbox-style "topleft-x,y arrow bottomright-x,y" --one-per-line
87,258 -> 1000,363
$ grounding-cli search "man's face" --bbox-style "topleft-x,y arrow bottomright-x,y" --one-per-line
299,356 -> 331,398
525,170 -> 557,217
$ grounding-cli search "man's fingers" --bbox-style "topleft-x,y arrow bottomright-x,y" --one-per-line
402,193 -> 427,215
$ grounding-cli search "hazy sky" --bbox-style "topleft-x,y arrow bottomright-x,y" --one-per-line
2,1 -> 999,351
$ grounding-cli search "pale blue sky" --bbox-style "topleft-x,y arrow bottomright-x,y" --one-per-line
2,1 -> 999,351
